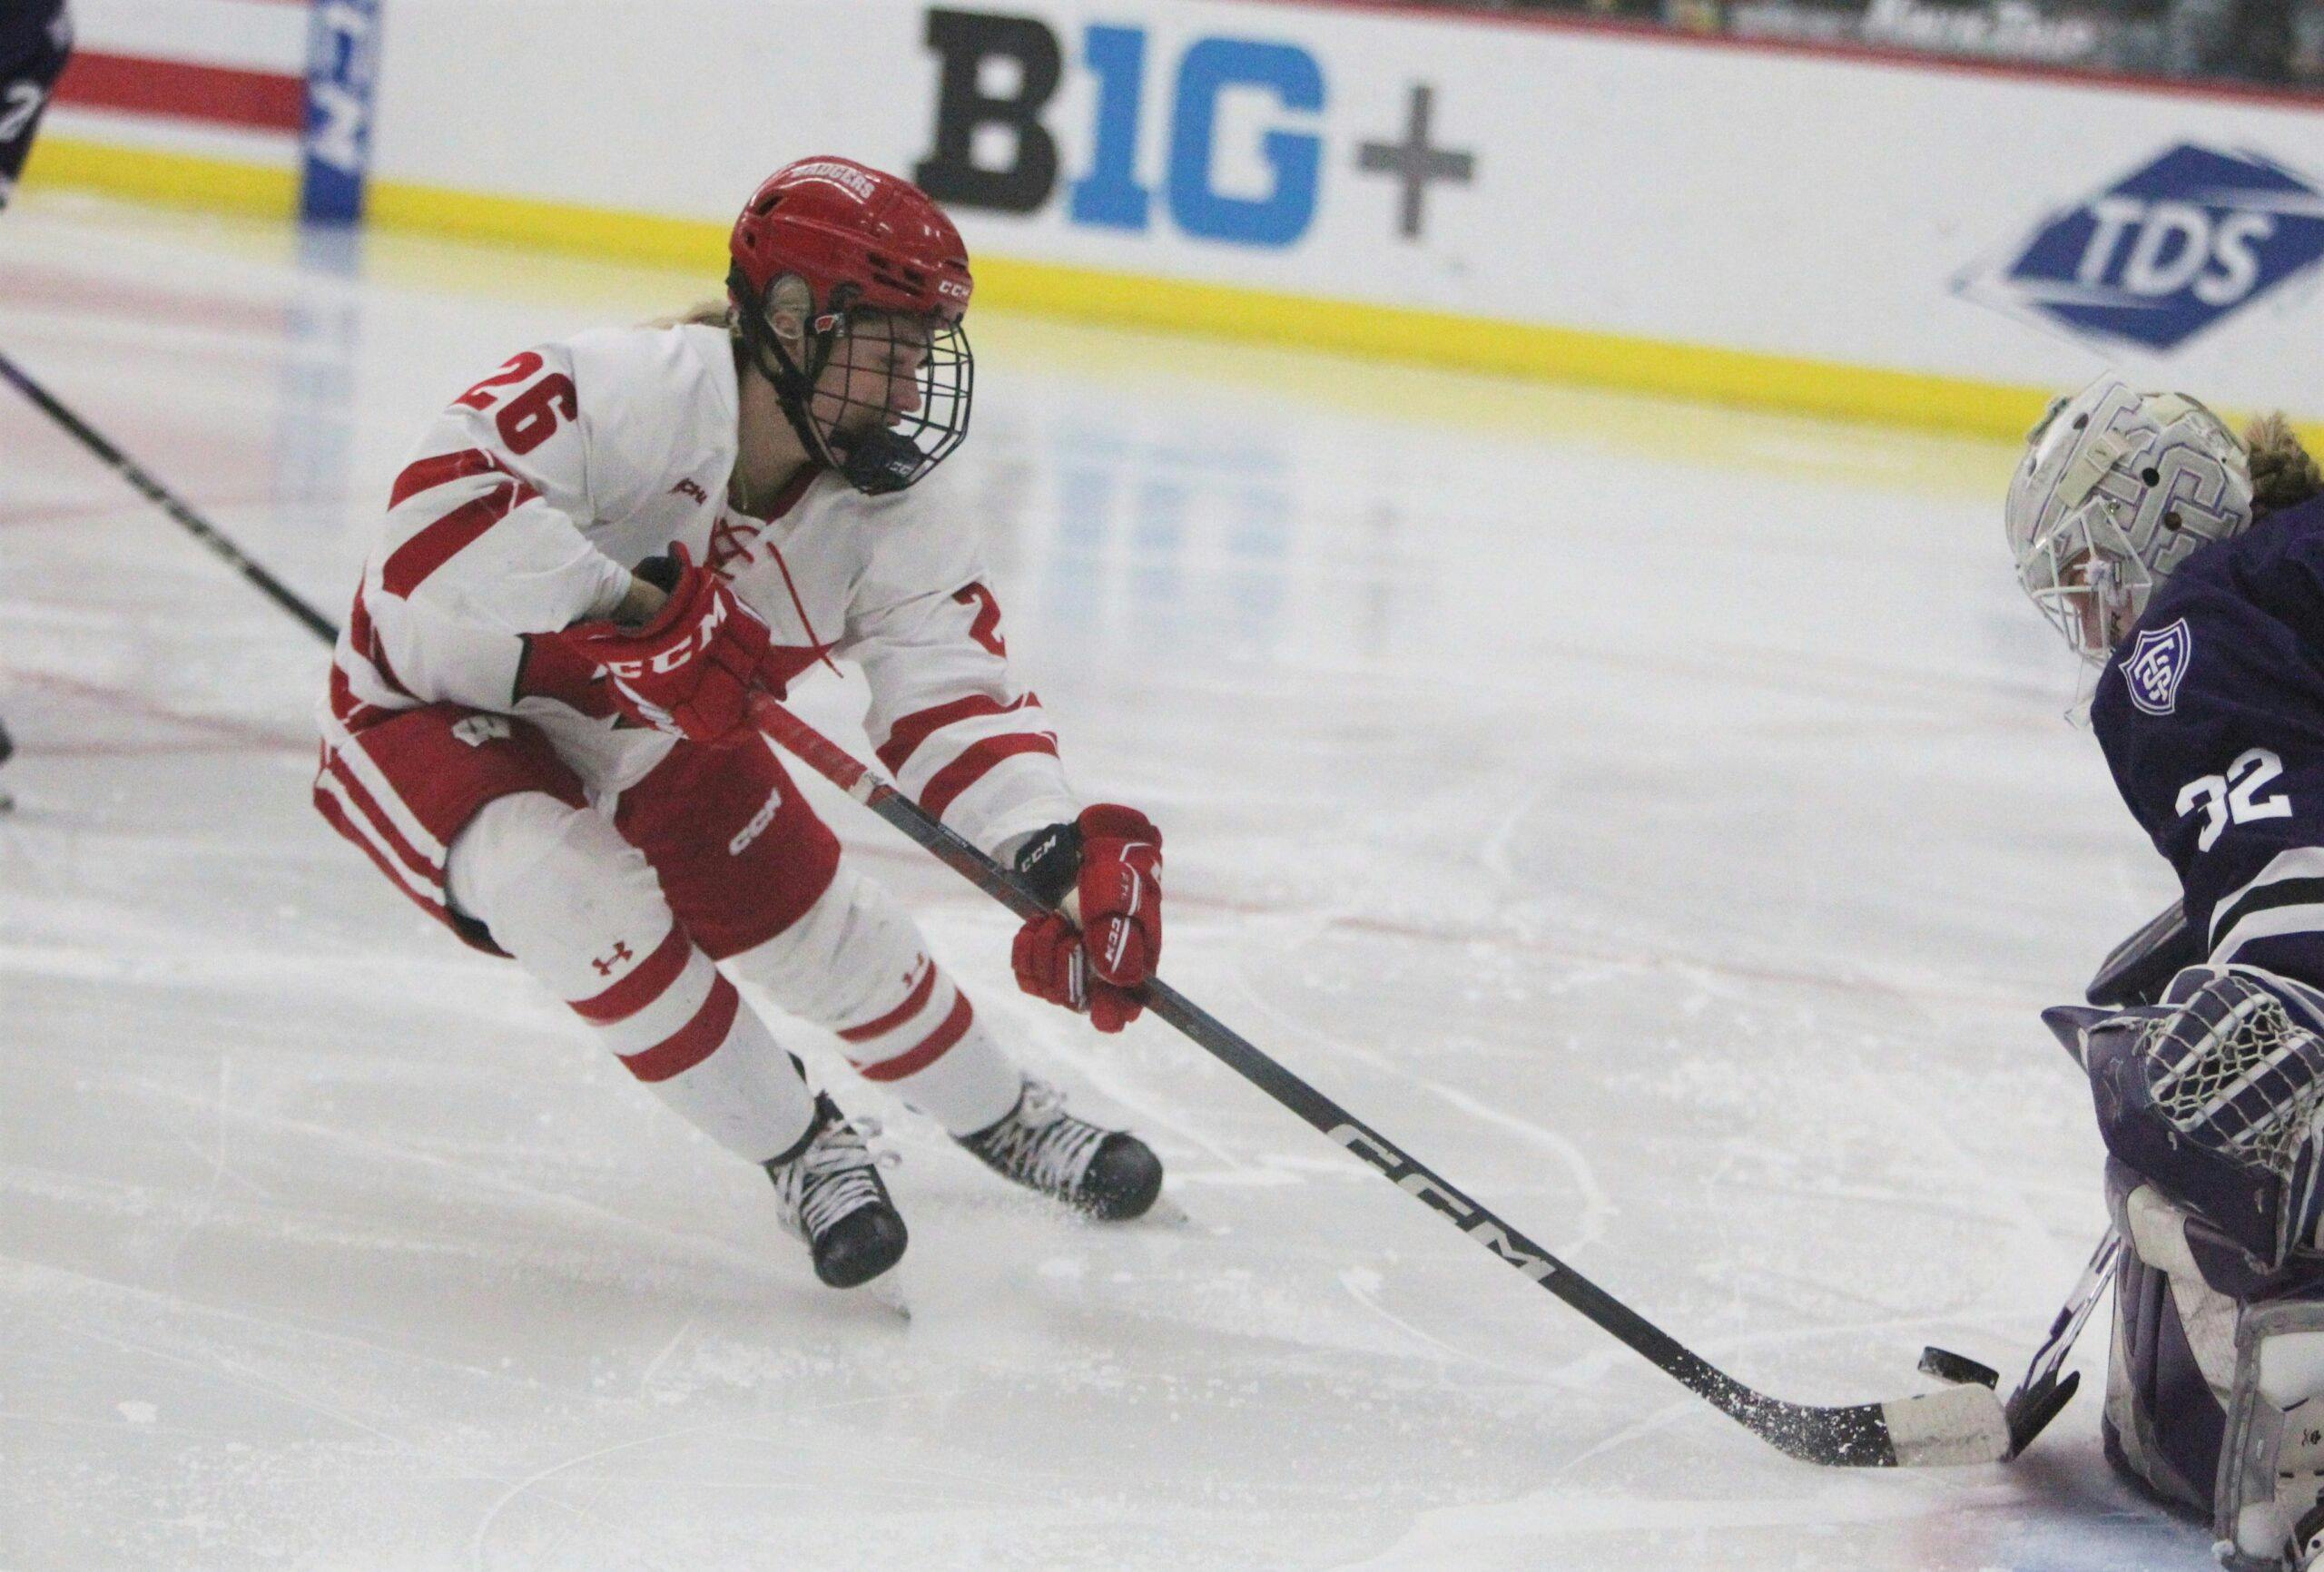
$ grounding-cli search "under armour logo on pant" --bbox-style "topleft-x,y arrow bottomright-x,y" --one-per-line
592,940 -> 635,977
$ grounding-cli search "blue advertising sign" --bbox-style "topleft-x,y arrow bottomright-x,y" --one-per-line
301,0 -> 380,226
1957,144 -> 2324,354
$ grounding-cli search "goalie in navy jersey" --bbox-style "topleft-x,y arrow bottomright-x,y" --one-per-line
2007,380 -> 2324,1569
0,0 -> 68,213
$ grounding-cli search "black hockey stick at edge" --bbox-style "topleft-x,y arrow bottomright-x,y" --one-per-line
5,338 -> 2025,1469
0,348 -> 340,644
746,693 -> 2023,1469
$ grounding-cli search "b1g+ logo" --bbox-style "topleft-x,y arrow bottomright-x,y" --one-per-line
912,7 -> 1476,249
1956,144 -> 2324,352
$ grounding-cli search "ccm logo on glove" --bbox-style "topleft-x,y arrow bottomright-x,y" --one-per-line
593,594 -> 729,681
560,544 -> 783,742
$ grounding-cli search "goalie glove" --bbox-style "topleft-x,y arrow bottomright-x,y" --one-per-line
1011,805 -> 1162,1034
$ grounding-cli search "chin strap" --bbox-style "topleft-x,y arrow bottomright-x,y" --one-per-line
729,268 -> 842,467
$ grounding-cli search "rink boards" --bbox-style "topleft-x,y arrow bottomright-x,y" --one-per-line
31,0 -> 2324,436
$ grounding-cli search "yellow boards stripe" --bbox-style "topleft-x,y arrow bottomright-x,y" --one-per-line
34,143 -> 2324,453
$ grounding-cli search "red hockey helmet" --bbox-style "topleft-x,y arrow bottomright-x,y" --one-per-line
727,158 -> 973,496
731,157 -> 972,324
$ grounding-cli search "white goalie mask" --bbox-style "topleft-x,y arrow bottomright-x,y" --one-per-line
2004,376 -> 2254,663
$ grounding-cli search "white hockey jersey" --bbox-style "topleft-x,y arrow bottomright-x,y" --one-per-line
324,322 -> 1076,858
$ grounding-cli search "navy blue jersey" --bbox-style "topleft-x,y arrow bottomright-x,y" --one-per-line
0,0 -> 68,207
0,0 -> 66,73
2094,494 -> 2324,988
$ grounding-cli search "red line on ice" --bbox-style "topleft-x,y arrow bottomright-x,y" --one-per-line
1,668 -> 310,757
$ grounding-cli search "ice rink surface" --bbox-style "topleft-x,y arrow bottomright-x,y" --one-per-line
0,196 -> 2195,1570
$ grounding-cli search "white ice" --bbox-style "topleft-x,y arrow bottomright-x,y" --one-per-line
0,195 -> 2194,1569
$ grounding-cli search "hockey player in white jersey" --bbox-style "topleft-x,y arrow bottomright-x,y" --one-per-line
312,157 -> 1166,1292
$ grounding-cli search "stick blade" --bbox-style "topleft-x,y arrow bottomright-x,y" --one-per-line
1747,1384 -> 2008,1468
2004,1370 -> 2082,1459
1738,1383 -> 2007,1467
1877,1384 -> 2014,1467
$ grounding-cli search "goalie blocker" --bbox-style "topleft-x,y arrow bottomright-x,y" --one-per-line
2075,964 -> 2324,1570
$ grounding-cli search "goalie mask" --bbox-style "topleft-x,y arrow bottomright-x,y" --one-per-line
2004,376 -> 2253,663
727,157 -> 973,496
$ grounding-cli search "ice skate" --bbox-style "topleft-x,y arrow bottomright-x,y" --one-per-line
764,1092 -> 908,1289
959,1079 -> 1163,1221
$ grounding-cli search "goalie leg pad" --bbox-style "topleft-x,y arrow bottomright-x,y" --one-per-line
2104,1163 -> 2324,1570
2104,1174 -> 2233,1521
2221,1300 -> 2324,1570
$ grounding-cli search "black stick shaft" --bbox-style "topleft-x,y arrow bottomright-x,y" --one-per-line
748,694 -> 1896,1462
3,348 -> 1969,1464
0,349 -> 341,644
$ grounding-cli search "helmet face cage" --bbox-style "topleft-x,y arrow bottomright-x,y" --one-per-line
812,304 -> 973,496
2004,378 -> 2254,664
730,265 -> 973,498
2015,494 -> 2152,662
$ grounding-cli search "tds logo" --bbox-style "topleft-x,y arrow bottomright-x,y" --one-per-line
1958,144 -> 2324,351
913,8 -> 1475,249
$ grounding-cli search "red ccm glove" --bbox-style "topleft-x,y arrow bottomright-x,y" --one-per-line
1011,805 -> 1163,1033
560,545 -> 779,742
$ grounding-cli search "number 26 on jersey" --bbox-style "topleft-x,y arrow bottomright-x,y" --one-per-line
2177,747 -> 2293,852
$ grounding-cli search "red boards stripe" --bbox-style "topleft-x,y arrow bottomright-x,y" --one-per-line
54,53 -> 304,134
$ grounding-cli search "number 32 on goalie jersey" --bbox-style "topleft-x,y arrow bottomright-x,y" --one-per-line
2177,747 -> 2293,851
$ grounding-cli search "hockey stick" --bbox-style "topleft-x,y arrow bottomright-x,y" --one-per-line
8,349 -> 2008,1467
2004,1229 -> 2120,1449
1912,1229 -> 2116,1460
2087,898 -> 2194,1008
745,693 -> 2014,1468
1947,907 -> 2180,1453
0,348 -> 340,644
